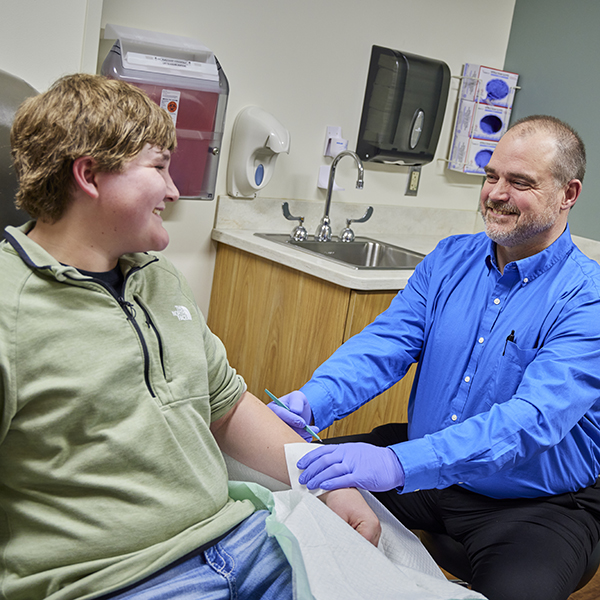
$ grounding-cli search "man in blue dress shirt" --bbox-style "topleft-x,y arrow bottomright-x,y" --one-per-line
270,115 -> 600,600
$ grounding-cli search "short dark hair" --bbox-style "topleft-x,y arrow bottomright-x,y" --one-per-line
509,115 -> 586,185
11,73 -> 177,223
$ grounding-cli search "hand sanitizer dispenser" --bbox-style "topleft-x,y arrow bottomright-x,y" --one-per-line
227,106 -> 290,198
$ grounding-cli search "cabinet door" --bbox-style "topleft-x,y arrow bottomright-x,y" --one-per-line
323,290 -> 416,438
208,244 -> 351,403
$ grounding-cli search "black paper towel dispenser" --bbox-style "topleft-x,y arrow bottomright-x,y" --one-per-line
356,46 -> 450,166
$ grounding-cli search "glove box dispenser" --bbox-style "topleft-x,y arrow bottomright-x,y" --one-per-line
102,24 -> 229,199
356,45 -> 450,166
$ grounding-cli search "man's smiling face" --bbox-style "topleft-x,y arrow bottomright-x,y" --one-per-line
480,128 -> 568,259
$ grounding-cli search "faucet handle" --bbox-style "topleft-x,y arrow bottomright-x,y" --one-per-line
348,206 -> 374,224
315,216 -> 332,242
340,206 -> 374,242
281,202 -> 308,241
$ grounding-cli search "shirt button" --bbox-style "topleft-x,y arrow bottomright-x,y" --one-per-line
523,277 -> 529,284
478,337 -> 484,344
451,414 -> 458,421
464,376 -> 471,382
494,298 -> 500,305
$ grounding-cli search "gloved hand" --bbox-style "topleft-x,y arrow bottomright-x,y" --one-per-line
267,390 -> 320,442
297,442 -> 405,492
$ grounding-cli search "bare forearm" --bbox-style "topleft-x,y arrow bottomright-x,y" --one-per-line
211,391 -> 381,545
211,391 -> 305,485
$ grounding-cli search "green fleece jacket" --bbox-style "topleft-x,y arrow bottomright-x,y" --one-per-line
0,223 -> 253,600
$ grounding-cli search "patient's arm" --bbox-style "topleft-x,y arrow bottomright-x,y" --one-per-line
211,391 -> 381,546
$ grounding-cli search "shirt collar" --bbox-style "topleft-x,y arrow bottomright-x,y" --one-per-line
3,221 -> 156,280
484,225 -> 575,284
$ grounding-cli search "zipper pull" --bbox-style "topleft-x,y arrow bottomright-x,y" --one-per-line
118,297 -> 137,319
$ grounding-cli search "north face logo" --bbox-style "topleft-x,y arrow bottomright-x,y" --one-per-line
172,305 -> 192,321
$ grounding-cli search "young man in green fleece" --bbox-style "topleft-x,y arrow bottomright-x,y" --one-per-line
0,73 -> 380,600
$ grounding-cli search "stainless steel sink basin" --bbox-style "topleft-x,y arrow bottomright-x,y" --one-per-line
255,233 -> 425,270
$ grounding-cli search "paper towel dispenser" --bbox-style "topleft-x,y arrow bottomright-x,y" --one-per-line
356,46 -> 450,166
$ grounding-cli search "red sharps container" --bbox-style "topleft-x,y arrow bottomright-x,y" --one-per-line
102,24 -> 228,200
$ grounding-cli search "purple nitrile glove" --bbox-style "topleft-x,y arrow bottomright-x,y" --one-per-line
297,442 -> 405,492
267,390 -> 320,442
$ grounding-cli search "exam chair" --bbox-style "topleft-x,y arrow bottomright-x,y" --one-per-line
419,529 -> 600,592
0,68 -> 37,238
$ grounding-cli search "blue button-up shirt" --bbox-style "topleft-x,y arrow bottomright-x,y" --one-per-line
301,227 -> 600,499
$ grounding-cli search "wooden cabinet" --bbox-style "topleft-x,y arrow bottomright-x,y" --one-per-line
326,292 -> 417,438
207,243 -> 415,438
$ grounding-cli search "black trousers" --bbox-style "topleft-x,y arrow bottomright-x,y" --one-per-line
324,423 -> 600,600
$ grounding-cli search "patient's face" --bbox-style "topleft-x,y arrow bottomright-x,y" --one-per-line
94,144 -> 180,256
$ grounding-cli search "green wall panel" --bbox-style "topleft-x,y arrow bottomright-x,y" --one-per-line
504,1 -> 600,241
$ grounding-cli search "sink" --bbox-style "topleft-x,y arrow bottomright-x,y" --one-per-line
255,233 -> 425,270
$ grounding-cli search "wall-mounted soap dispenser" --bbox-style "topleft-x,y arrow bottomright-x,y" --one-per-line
227,106 -> 290,198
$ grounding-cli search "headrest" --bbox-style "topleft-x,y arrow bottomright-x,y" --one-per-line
0,69 -> 38,238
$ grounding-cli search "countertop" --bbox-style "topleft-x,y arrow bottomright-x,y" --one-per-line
212,195 -> 600,291
211,196 -> 479,291
212,228 -> 442,290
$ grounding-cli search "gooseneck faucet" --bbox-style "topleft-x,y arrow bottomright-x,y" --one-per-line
315,150 -> 364,242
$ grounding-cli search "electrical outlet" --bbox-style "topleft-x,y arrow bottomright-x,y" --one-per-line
405,165 -> 422,196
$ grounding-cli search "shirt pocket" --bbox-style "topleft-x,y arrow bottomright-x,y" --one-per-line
489,341 -> 538,407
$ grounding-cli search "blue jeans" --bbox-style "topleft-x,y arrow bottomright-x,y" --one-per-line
103,510 -> 293,599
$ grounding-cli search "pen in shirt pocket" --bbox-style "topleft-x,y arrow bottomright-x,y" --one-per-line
502,330 -> 516,356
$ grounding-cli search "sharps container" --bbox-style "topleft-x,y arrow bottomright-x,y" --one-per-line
101,24 -> 229,199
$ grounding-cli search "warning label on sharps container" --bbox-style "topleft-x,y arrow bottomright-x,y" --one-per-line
160,90 -> 181,125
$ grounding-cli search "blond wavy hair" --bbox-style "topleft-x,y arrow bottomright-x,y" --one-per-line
11,73 -> 177,222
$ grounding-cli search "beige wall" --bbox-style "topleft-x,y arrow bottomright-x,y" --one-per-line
100,0 -> 516,212
0,0 -> 516,315
0,0 -> 102,90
